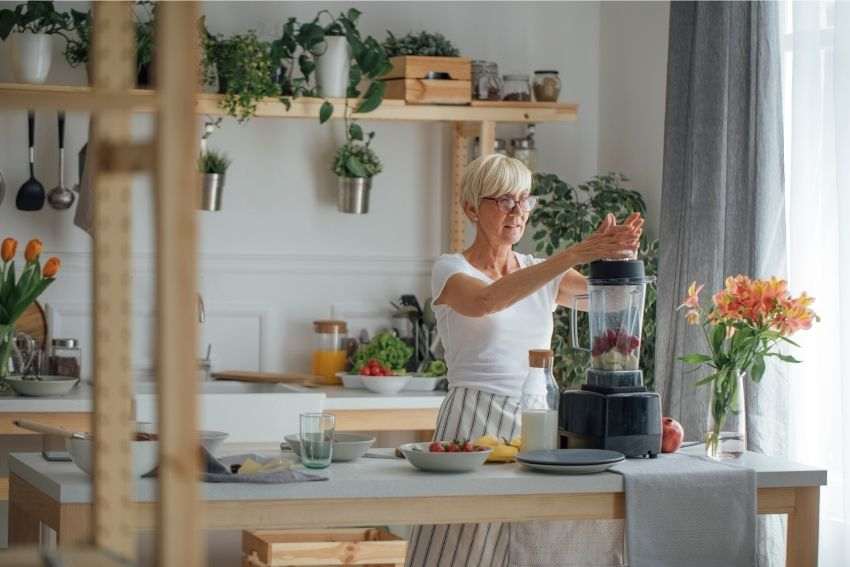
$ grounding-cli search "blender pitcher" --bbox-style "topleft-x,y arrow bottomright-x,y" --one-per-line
571,260 -> 654,379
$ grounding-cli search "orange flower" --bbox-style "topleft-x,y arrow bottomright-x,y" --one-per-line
42,257 -> 60,279
678,282 -> 704,311
685,309 -> 700,325
24,239 -> 42,263
1,238 -> 17,262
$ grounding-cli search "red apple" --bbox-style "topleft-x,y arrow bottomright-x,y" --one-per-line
661,417 -> 684,453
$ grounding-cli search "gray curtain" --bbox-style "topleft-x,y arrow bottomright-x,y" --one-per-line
656,2 -> 786,565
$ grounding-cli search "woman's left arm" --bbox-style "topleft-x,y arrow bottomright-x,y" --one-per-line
556,269 -> 588,310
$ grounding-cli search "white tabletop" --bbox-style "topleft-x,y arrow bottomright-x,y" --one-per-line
9,444 -> 826,505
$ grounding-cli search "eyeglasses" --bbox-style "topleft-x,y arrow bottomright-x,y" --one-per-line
482,195 -> 538,213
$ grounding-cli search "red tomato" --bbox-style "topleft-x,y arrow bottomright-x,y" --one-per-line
447,443 -> 461,453
429,442 -> 445,453
462,441 -> 475,453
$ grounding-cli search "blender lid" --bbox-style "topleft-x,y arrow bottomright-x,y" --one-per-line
588,260 -> 650,284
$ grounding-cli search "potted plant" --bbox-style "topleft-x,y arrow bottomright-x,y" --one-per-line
333,122 -> 382,214
314,13 -> 349,98
202,29 -> 278,122
0,238 -> 60,389
198,149 -> 231,212
0,1 -> 72,84
382,30 -> 460,57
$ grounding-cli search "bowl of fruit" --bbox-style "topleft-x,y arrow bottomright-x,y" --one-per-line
399,440 -> 492,473
358,359 -> 411,395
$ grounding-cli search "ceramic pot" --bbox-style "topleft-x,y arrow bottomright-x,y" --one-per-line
10,32 -> 52,84
200,173 -> 225,212
316,35 -> 350,98
337,176 -> 371,214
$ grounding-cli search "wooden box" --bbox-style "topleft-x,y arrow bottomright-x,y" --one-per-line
383,56 -> 471,105
243,528 -> 408,567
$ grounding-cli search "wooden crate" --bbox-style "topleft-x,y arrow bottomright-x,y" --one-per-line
384,56 -> 471,81
383,56 -> 471,105
243,528 -> 407,567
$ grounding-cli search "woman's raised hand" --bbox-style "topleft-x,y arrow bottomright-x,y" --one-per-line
567,213 -> 643,265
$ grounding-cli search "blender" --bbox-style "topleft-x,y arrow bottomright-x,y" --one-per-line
559,259 -> 662,458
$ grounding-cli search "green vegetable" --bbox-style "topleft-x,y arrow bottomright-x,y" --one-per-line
423,360 -> 447,377
352,331 -> 412,373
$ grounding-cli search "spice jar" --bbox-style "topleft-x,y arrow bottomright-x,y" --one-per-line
510,137 -> 537,171
50,338 -> 81,378
311,320 -> 348,384
471,60 -> 503,101
472,137 -> 508,160
533,70 -> 561,102
502,74 -> 531,102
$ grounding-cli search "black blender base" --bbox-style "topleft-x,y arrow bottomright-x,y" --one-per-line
561,432 -> 660,458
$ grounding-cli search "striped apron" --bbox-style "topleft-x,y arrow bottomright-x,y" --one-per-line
405,386 -> 625,567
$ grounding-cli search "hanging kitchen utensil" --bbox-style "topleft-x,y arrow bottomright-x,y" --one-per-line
0,169 -> 6,206
47,111 -> 76,210
16,110 -> 45,211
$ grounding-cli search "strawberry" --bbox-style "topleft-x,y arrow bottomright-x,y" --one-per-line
462,441 -> 475,452
429,441 -> 445,453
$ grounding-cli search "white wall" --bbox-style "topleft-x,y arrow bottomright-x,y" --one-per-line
598,0 -> 669,236
0,1 -> 601,378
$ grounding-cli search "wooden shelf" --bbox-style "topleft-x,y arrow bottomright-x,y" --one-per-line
0,83 -> 577,123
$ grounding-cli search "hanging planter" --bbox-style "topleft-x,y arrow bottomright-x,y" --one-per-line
198,149 -> 231,212
333,123 -> 382,215
315,34 -> 350,98
10,31 -> 52,84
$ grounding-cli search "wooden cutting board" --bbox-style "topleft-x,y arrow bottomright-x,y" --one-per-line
16,301 -> 47,350
211,370 -> 324,385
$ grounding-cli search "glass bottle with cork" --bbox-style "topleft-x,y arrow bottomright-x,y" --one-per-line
520,349 -> 560,451
311,320 -> 348,384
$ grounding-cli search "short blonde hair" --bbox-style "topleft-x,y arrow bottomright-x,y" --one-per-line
461,154 -> 532,207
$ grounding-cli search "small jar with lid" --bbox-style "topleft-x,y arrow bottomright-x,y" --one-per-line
472,137 -> 508,160
510,137 -> 537,171
471,60 -> 503,101
502,74 -> 531,102
50,338 -> 81,378
533,70 -> 561,102
312,320 -> 348,384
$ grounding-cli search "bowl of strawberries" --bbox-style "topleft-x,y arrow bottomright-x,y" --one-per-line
400,441 -> 492,473
358,359 -> 410,395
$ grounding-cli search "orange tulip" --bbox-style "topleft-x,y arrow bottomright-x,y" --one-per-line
1,238 -> 17,262
42,257 -> 61,279
24,239 -> 42,263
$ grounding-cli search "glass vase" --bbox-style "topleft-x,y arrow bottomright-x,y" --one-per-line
705,370 -> 747,459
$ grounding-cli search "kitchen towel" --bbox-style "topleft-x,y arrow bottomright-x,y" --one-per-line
611,453 -> 756,567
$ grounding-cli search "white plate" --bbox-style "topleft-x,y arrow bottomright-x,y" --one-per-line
336,373 -> 365,389
517,460 -> 621,475
399,442 -> 492,473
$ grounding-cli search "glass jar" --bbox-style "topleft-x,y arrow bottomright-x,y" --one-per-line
50,338 -> 81,378
502,74 -> 531,102
472,137 -> 508,160
510,137 -> 537,171
311,320 -> 348,384
520,349 -> 560,451
533,70 -> 561,102
471,60 -> 503,101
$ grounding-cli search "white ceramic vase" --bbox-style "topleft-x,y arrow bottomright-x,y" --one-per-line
316,35 -> 350,98
10,32 -> 53,84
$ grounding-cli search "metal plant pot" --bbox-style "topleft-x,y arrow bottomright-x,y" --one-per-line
200,173 -> 225,212
337,176 -> 372,214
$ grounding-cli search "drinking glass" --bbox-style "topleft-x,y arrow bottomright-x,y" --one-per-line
299,412 -> 334,469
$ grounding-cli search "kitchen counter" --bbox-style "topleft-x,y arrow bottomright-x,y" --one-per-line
0,382 -> 94,413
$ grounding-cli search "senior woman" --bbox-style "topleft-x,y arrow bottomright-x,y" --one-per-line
405,154 -> 642,567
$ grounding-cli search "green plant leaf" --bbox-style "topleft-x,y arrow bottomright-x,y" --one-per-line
354,80 -> 385,114
318,100 -> 333,124
769,353 -> 802,364
349,123 -> 363,141
711,324 -> 725,355
345,155 -> 367,177
694,373 -> 718,387
751,355 -> 766,382
679,353 -> 713,365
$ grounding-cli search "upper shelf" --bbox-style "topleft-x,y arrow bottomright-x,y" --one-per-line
0,83 -> 578,123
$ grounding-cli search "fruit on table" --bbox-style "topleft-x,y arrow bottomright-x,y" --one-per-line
474,435 -> 520,462
661,417 -> 684,453
592,328 -> 641,370
428,440 -> 486,453
360,359 -> 393,376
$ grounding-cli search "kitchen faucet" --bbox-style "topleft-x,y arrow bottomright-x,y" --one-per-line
197,293 -> 206,324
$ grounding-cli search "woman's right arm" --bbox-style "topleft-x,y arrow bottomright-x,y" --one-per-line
437,221 -> 640,317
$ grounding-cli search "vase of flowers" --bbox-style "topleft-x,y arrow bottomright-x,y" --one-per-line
679,276 -> 817,459
0,238 -> 60,386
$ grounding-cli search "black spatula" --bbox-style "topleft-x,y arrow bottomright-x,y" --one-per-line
16,110 -> 45,211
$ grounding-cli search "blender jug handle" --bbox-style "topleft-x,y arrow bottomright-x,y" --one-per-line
570,294 -> 590,351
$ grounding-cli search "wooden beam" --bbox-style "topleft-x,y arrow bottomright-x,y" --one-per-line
479,120 -> 496,157
328,409 -> 439,432
0,83 -> 156,112
450,123 -> 469,252
154,3 -> 203,567
90,1 -> 136,560
99,142 -> 155,173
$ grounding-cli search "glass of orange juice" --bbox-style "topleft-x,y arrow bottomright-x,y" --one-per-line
311,320 -> 348,384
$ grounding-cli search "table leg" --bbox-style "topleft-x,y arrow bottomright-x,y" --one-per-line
786,486 -> 819,567
8,501 -> 40,546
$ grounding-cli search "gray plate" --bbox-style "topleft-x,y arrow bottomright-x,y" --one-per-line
517,449 -> 626,466
518,460 -> 621,475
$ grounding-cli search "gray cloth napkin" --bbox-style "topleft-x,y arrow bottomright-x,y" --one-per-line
144,450 -> 327,484
611,453 -> 756,567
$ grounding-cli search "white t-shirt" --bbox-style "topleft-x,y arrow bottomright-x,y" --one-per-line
431,252 -> 563,398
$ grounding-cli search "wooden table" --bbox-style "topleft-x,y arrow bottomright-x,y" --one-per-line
7,446 -> 826,566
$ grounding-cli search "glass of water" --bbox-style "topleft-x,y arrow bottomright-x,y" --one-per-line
299,412 -> 335,469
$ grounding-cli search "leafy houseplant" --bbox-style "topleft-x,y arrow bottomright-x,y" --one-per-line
198,149 -> 231,212
0,1 -> 72,84
333,121 -> 382,214
0,238 -> 61,387
678,276 -> 817,459
382,30 -> 460,57
530,172 -> 659,389
198,149 -> 231,175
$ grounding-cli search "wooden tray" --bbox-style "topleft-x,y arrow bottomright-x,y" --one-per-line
243,527 -> 407,567
211,370 -> 321,385
384,79 -> 471,105
17,301 -> 47,350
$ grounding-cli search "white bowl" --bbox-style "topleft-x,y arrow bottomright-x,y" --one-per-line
285,432 -> 376,462
399,442 -> 492,473
135,422 -> 229,455
360,375 -> 410,395
5,375 -> 79,397
337,373 -> 364,389
404,376 -> 442,391
67,437 -> 159,477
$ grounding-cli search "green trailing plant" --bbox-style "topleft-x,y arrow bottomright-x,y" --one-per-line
0,1 -> 72,41
198,149 -> 231,175
63,8 -> 89,67
530,172 -> 659,389
382,30 -> 460,57
332,122 -> 382,178
203,29 -> 278,123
